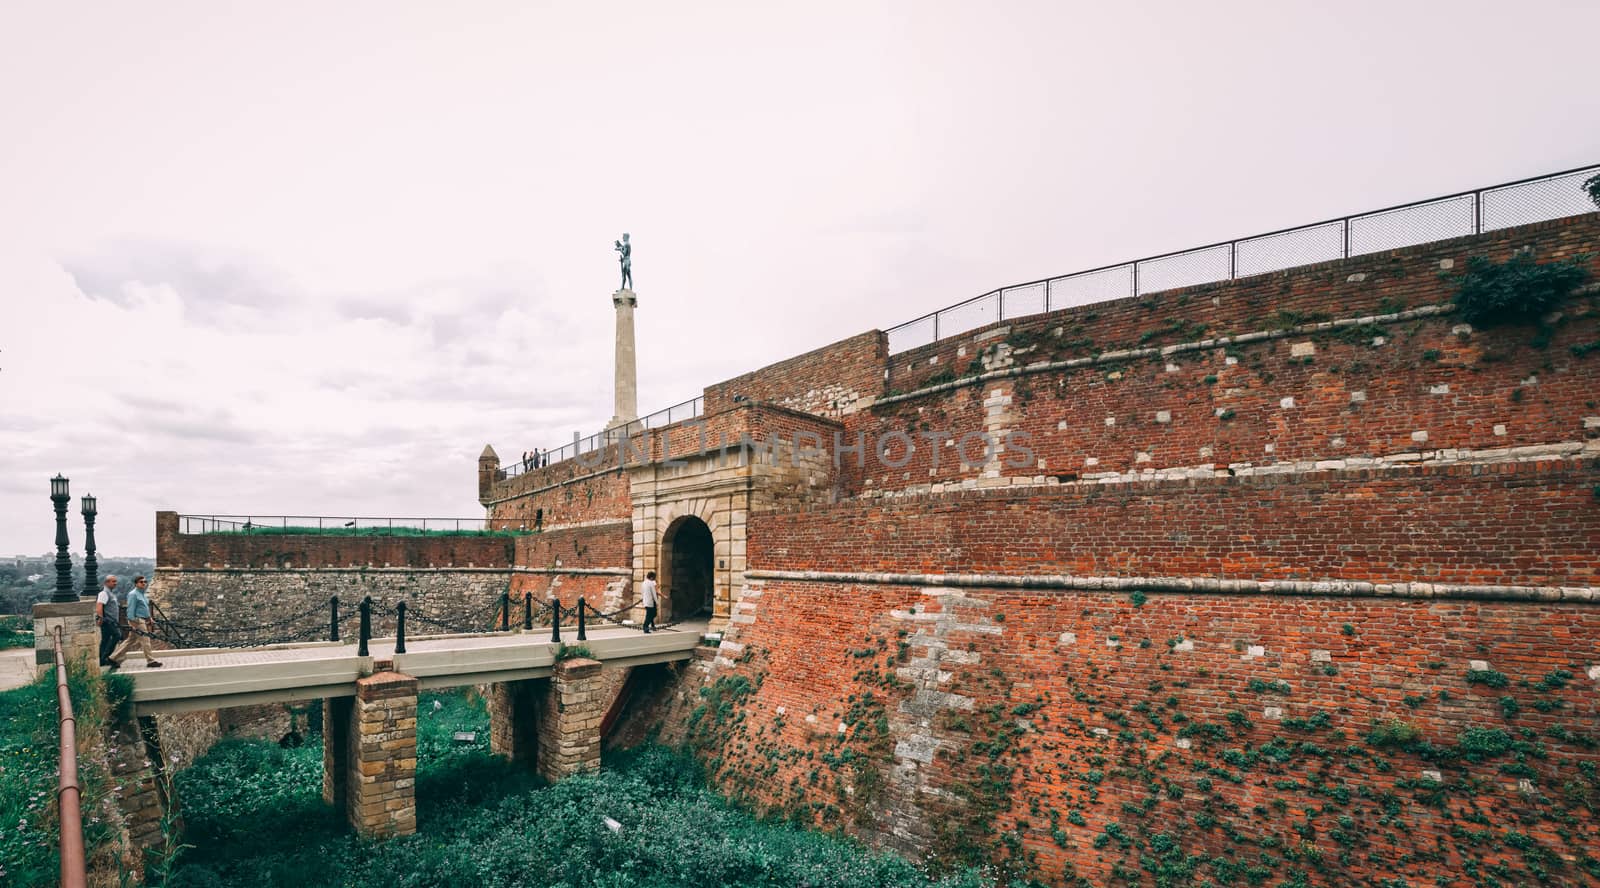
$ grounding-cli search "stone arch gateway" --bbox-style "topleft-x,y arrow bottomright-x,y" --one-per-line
660,515 -> 714,621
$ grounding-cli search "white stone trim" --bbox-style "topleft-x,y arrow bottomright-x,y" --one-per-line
742,569 -> 1600,604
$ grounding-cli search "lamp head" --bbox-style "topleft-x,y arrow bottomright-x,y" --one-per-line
50,475 -> 69,499
82,494 -> 97,516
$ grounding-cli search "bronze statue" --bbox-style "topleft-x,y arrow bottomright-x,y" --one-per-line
614,233 -> 632,290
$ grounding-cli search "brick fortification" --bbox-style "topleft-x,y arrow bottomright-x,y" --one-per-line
641,213 -> 1600,886
152,211 -> 1600,885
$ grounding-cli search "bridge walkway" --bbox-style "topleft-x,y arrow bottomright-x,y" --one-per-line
126,619 -> 711,715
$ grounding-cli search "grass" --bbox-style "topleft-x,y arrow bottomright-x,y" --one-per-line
0,614 -> 33,649
165,690 -> 984,888
202,526 -> 526,538
0,659 -> 116,887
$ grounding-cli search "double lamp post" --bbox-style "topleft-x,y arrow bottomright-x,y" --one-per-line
48,475 -> 99,604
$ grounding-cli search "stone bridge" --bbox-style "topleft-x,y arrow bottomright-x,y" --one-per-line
34,599 -> 708,837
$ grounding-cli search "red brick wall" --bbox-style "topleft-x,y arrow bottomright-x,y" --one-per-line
155,512 -> 516,569
751,462 -> 1600,588
681,579 -> 1600,886
842,216 -> 1600,497
704,330 -> 888,417
885,214 -> 1600,391
486,462 -> 632,529
514,523 -> 630,571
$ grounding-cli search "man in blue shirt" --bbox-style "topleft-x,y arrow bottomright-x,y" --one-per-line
110,576 -> 163,669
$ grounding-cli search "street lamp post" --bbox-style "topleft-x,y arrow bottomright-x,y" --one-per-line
81,494 -> 98,597
50,476 -> 76,603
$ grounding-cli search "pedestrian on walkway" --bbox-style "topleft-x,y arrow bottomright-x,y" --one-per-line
641,571 -> 659,633
95,576 -> 122,668
110,576 -> 164,668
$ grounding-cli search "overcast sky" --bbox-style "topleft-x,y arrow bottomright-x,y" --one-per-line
1,0 -> 1596,557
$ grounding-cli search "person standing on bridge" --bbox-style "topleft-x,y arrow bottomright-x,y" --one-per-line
95,575 -> 122,668
641,571 -> 658,633
110,576 -> 163,669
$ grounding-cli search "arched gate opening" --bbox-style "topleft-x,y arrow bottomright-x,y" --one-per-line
660,516 -> 714,622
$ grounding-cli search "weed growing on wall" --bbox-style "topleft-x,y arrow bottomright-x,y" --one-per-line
1450,253 -> 1591,326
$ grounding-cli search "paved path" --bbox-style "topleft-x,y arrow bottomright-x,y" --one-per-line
0,647 -> 35,692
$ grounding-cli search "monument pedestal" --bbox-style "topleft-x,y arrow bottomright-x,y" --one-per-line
609,288 -> 638,430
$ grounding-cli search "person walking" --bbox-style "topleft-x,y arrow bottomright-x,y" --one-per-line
641,571 -> 659,633
95,575 -> 123,668
110,576 -> 163,669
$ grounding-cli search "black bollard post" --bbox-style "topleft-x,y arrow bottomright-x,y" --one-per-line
523,592 -> 532,631
358,596 -> 372,657
395,601 -> 407,654
577,597 -> 587,642
550,599 -> 561,643
330,595 -> 340,642
500,592 -> 510,632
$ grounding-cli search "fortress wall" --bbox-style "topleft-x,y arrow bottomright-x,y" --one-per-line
840,214 -> 1600,498
884,214 -> 1600,393
155,511 -> 517,570
672,576 -> 1600,886
703,329 -> 887,418
514,521 -> 632,571
749,462 -> 1600,588
486,459 -> 632,528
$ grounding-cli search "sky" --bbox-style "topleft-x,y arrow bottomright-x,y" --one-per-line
1,0 -> 1597,557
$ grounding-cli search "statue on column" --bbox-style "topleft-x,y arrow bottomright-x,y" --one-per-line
614,233 -> 632,290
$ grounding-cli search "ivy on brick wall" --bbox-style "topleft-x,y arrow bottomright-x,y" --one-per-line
1450,252 -> 1591,327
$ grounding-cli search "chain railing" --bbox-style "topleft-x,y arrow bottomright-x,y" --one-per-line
137,591 -> 699,652
500,395 -> 704,480
886,164 -> 1600,354
177,515 -> 495,535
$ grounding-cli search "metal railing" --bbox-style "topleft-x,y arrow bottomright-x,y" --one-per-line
178,515 -> 494,534
885,164 -> 1600,354
501,395 -> 704,479
52,627 -> 88,888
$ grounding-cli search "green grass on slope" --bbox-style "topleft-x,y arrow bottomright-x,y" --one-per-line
0,614 -> 34,649
164,691 -> 985,888
0,662 -> 117,887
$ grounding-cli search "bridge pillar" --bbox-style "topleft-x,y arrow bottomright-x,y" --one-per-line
346,672 -> 418,837
537,658 -> 604,781
488,679 -> 541,767
322,696 -> 353,810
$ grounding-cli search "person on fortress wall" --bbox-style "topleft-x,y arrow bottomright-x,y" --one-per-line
110,576 -> 163,669
95,575 -> 122,668
641,571 -> 658,634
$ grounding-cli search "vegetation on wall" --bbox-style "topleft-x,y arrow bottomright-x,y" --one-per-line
1449,253 -> 1591,326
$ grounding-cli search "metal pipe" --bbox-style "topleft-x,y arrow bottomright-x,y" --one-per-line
53,628 -> 87,888
523,592 -> 532,631
394,602 -> 407,654
500,592 -> 510,631
329,596 -> 340,642
550,599 -> 561,643
577,597 -> 587,642
358,596 -> 372,657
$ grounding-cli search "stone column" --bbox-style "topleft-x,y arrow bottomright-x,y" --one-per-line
607,289 -> 638,429
322,696 -> 353,810
488,679 -> 541,767
346,672 -> 417,837
31,600 -> 98,678
537,658 -> 605,781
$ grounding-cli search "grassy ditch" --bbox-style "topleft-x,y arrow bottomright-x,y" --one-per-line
0,614 -> 34,649
163,690 -> 982,888
0,660 -> 117,886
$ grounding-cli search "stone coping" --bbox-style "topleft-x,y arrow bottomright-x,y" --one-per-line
743,569 -> 1600,604
32,600 -> 97,618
